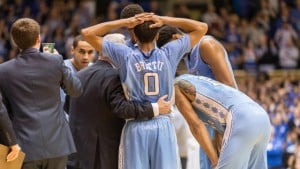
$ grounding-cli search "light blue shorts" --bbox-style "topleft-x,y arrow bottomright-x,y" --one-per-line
217,102 -> 271,169
119,115 -> 181,169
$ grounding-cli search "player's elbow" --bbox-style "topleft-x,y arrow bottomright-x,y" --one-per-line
174,85 -> 184,102
81,28 -> 93,39
196,23 -> 208,36
200,23 -> 208,33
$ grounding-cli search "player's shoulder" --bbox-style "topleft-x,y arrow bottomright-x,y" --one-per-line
199,35 -> 219,47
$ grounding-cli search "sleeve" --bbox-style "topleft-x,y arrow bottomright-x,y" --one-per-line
0,93 -> 17,146
162,35 -> 191,66
102,40 -> 131,68
59,57 -> 82,97
105,71 -> 155,119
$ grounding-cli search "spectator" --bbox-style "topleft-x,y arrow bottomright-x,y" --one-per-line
278,38 -> 299,69
274,21 -> 298,50
255,34 -> 278,72
242,39 -> 257,72
267,126 -> 285,169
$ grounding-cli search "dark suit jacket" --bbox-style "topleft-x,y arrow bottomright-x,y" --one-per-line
0,48 -> 82,162
0,93 -> 17,146
68,60 -> 154,169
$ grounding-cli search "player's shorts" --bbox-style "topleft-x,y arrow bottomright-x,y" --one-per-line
217,102 -> 271,169
119,115 -> 181,169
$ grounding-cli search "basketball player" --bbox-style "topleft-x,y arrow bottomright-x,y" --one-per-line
174,74 -> 272,169
81,13 -> 207,169
120,4 -> 144,48
158,25 -> 238,169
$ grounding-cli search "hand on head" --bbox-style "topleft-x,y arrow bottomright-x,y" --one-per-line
125,13 -> 162,29
135,13 -> 163,29
147,15 -> 163,28
125,13 -> 152,29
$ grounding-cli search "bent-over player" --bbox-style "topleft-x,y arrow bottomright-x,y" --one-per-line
174,74 -> 271,169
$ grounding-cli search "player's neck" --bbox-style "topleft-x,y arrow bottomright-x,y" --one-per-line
138,42 -> 155,52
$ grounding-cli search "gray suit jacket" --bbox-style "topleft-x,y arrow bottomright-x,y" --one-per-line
0,92 -> 17,146
0,48 -> 82,161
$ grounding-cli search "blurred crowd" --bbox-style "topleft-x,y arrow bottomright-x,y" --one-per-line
237,73 -> 300,169
0,0 -> 300,168
1,0 -> 300,71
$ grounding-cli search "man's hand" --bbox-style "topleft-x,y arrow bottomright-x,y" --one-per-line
157,95 -> 171,115
147,15 -> 164,28
7,144 -> 21,162
43,47 -> 59,55
124,13 -> 154,29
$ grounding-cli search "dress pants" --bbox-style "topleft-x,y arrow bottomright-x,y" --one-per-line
22,156 -> 68,169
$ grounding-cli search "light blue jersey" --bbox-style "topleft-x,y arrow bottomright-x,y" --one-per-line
176,74 -> 251,129
64,59 -> 78,73
176,74 -> 271,169
103,35 -> 190,102
184,35 -> 238,88
184,35 -> 238,169
103,35 -> 191,169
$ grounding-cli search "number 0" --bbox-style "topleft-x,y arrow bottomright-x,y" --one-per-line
144,73 -> 159,95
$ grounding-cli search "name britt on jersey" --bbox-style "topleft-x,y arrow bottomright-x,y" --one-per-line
134,61 -> 164,72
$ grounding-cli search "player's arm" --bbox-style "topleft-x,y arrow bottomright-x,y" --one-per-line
213,131 -> 223,156
174,81 -> 218,167
148,15 -> 208,47
81,13 -> 152,52
200,38 -> 237,88
108,72 -> 171,119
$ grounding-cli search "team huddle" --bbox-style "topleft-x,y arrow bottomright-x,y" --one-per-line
0,3 -> 271,169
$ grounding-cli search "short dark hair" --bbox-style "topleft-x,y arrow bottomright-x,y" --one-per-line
157,25 -> 184,48
120,4 -> 144,18
134,21 -> 159,43
11,18 -> 40,50
72,35 -> 85,48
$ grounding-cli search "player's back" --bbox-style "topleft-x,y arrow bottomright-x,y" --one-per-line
103,35 -> 191,103
178,74 -> 252,107
124,48 -> 176,103
185,35 -> 237,88
175,74 -> 253,133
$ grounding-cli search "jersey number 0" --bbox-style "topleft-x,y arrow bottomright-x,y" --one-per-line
144,72 -> 159,95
